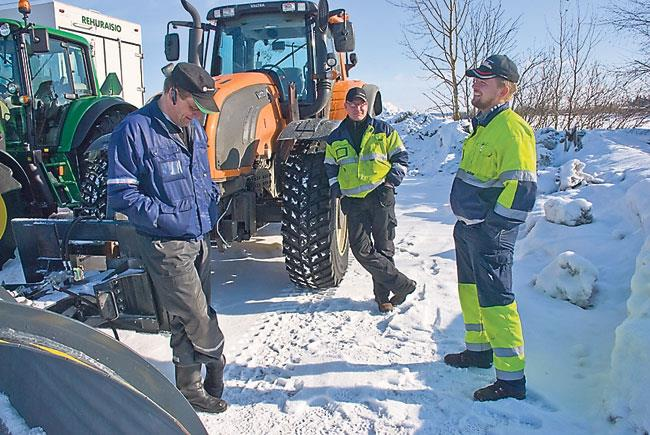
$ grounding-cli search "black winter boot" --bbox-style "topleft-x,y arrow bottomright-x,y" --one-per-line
389,280 -> 417,306
473,378 -> 526,402
204,355 -> 226,398
175,364 -> 228,413
444,349 -> 493,369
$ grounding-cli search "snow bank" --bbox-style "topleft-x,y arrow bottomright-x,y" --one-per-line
380,111 -> 467,176
544,197 -> 593,226
0,393 -> 44,435
533,251 -> 598,308
607,178 -> 650,433
558,159 -> 603,190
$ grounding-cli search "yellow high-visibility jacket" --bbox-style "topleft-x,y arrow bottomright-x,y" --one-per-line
450,104 -> 537,228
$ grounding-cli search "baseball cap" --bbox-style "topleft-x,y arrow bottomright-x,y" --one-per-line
466,54 -> 519,83
345,87 -> 368,103
171,62 -> 219,114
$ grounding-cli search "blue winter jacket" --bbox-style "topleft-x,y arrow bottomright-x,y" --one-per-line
107,99 -> 219,239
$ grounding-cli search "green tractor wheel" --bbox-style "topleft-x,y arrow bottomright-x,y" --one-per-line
78,110 -> 128,218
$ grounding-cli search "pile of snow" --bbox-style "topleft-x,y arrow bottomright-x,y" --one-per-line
0,393 -> 44,435
607,178 -> 650,432
558,159 -> 604,190
379,110 -> 467,176
544,196 -> 593,226
533,251 -> 598,308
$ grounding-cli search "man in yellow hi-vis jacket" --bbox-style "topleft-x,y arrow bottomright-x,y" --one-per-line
446,55 -> 537,401
325,87 -> 416,313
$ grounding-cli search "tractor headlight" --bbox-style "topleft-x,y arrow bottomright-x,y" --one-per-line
0,24 -> 11,37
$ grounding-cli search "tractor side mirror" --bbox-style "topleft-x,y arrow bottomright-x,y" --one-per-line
100,73 -> 123,97
30,27 -> 49,53
346,52 -> 358,73
165,33 -> 180,61
331,21 -> 355,52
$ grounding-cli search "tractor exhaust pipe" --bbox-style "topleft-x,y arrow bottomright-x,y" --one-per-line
299,0 -> 332,118
181,0 -> 203,66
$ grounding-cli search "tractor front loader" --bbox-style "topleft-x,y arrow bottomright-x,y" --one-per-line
165,0 -> 383,289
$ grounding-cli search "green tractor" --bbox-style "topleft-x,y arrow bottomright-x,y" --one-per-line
0,1 -> 136,268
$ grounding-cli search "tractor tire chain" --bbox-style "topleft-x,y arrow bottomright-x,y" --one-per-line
280,149 -> 346,289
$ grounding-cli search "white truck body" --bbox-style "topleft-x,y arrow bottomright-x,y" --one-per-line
0,1 -> 145,107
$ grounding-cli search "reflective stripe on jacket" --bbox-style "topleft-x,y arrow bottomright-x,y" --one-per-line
450,105 -> 537,228
324,117 -> 408,198
107,99 -> 219,239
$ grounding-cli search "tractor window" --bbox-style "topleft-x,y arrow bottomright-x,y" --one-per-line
0,37 -> 28,146
0,38 -> 23,98
67,44 -> 92,97
28,39 -> 75,147
218,13 -> 311,101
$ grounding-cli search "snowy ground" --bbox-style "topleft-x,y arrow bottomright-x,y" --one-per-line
2,111 -> 650,434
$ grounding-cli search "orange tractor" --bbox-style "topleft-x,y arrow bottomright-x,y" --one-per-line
166,0 -> 383,288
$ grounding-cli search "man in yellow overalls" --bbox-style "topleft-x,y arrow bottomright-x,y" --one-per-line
446,55 -> 537,401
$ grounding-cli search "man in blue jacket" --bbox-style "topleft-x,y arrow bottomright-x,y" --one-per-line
325,87 -> 416,313
108,63 -> 227,413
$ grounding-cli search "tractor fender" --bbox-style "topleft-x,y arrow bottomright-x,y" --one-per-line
278,118 -> 341,143
84,132 -> 112,155
71,99 -> 136,153
0,150 -> 31,201
362,84 -> 383,117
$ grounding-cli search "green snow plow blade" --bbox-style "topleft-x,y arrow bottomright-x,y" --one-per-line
0,298 -> 207,435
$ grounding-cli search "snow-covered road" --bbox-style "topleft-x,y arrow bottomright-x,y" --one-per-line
3,119 -> 650,434
119,175 -> 588,434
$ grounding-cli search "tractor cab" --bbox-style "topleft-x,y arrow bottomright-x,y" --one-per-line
0,19 -> 99,150
208,3 -> 319,103
165,1 -> 357,116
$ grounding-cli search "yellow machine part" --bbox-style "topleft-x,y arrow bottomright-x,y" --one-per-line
0,193 -> 7,240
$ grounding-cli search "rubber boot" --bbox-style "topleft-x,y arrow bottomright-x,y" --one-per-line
204,355 -> 226,398
175,364 -> 228,413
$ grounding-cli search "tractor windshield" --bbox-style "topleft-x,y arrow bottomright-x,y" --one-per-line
0,36 -> 28,147
28,38 -> 93,147
217,12 -> 312,101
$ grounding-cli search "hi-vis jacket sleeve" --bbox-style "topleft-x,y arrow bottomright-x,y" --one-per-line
486,131 -> 537,230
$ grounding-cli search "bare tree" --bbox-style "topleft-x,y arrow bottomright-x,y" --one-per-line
459,0 -> 520,117
391,0 -> 471,120
605,0 -> 650,79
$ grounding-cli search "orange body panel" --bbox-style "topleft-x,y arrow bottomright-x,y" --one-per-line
329,79 -> 365,120
204,72 -> 286,181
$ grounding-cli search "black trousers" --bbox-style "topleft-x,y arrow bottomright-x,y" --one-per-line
135,233 -> 225,367
342,185 -> 412,302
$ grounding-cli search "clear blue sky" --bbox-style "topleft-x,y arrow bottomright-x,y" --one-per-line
6,0 -> 640,110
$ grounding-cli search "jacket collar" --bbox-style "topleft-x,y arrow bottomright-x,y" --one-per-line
472,101 -> 510,130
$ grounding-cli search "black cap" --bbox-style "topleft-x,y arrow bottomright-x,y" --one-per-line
466,54 -> 519,83
171,62 -> 219,113
345,87 -> 367,103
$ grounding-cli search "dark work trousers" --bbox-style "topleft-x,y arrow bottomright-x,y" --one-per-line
453,220 -> 526,380
342,185 -> 412,303
134,233 -> 225,367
